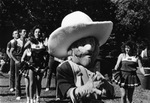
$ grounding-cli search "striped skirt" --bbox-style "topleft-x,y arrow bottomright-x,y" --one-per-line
112,70 -> 141,88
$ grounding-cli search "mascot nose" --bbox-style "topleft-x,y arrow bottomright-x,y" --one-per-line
78,44 -> 92,54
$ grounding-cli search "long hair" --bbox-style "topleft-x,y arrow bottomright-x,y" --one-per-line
121,40 -> 138,56
29,25 -> 43,43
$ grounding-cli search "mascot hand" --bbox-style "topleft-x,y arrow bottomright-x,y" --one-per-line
75,74 -> 104,99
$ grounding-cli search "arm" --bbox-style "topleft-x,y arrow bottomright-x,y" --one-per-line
21,49 -> 27,62
6,42 -> 11,58
57,62 -> 103,102
57,62 -> 75,98
54,57 -> 64,63
9,47 -> 19,64
141,49 -> 147,58
24,40 -> 31,49
9,41 -> 19,64
114,53 -> 123,70
137,57 -> 145,75
67,72 -> 104,102
6,47 -> 11,59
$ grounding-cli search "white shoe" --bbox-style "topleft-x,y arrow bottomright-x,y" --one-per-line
26,100 -> 30,103
26,97 -> 30,103
45,88 -> 49,91
33,96 -> 36,103
8,71 -> 10,74
16,96 -> 21,100
30,99 -> 34,103
9,88 -> 15,92
55,98 -> 60,101
33,99 -> 36,103
36,96 -> 40,103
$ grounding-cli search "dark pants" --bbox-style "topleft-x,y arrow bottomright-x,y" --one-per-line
45,55 -> 59,88
9,58 -> 15,89
15,56 -> 22,97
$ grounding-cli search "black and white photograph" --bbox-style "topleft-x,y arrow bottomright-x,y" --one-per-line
0,0 -> 150,103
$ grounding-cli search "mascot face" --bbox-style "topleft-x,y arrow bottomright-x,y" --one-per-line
68,36 -> 99,69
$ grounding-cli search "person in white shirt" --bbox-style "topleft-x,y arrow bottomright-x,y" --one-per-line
6,29 -> 19,92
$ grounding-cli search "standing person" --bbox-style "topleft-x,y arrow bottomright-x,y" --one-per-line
21,45 -> 32,103
6,29 -> 19,92
0,49 -> 7,73
10,28 -> 27,100
45,55 -> 54,91
113,40 -> 145,103
48,11 -> 113,103
41,32 -> 49,78
140,38 -> 150,67
45,55 -> 62,91
25,25 -> 48,103
41,32 -> 48,47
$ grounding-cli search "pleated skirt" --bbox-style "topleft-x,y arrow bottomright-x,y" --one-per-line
112,70 -> 141,87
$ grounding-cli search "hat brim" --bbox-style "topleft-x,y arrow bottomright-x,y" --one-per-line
48,21 -> 113,58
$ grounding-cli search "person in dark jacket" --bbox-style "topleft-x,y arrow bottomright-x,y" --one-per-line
48,11 -> 113,103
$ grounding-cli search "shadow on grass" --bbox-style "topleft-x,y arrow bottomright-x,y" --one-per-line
0,91 -> 26,97
102,96 -> 121,100
0,85 -> 9,87
0,93 -> 15,96
41,95 -> 57,103
42,95 -> 56,99
45,99 -> 71,103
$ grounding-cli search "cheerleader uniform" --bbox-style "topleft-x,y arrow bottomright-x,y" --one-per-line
113,55 -> 141,87
29,41 -> 47,75
19,48 -> 32,77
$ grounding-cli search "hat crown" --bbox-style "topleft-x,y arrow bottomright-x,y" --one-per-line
61,11 -> 93,27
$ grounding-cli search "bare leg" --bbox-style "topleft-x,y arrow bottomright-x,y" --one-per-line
28,70 -> 36,103
120,87 -> 127,103
24,77 -> 30,103
35,74 -> 43,102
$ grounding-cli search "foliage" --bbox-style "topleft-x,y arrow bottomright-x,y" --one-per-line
1,0 -> 150,58
0,0 -> 114,35
114,0 -> 150,42
0,0 -> 116,50
100,0 -> 150,58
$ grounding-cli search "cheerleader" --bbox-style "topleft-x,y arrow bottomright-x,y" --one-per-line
21,45 -> 31,103
25,25 -> 48,103
113,40 -> 145,103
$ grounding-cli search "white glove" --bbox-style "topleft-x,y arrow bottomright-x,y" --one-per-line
75,73 -> 104,100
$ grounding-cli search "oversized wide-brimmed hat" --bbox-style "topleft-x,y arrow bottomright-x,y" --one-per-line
48,11 -> 113,58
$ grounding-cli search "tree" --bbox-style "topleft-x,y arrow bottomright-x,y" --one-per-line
113,0 -> 150,43
100,0 -> 150,58
0,0 -> 115,48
